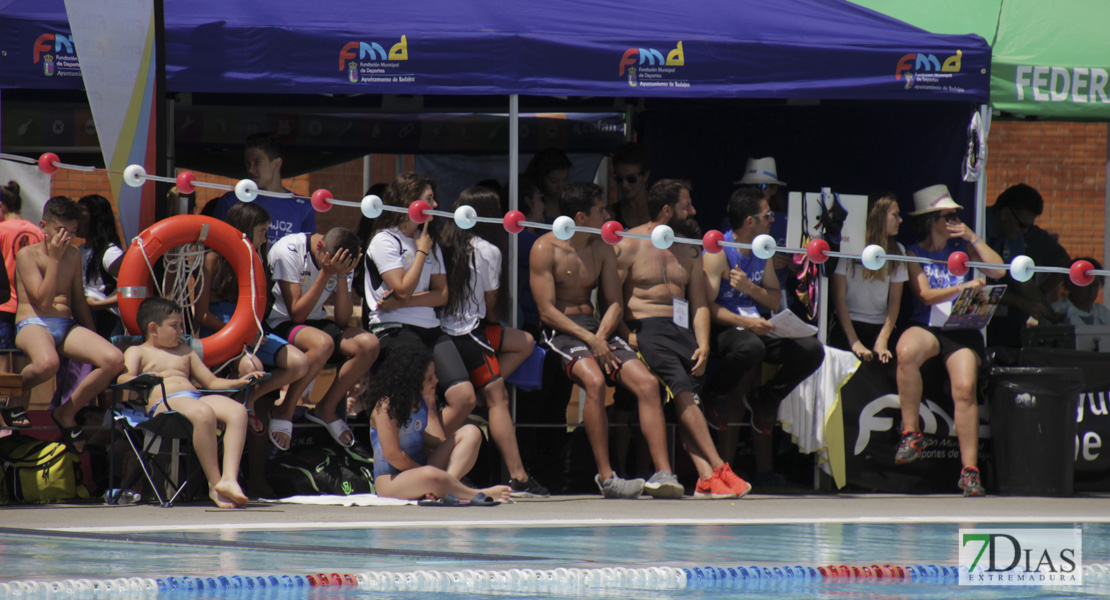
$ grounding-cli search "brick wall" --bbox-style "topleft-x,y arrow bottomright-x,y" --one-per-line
984,121 -> 1108,264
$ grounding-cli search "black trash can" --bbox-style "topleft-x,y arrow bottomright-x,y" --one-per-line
987,367 -> 1084,496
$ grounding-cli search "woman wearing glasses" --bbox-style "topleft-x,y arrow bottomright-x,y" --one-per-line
893,185 -> 1005,497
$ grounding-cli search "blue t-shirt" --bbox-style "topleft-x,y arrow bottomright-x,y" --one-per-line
907,238 -> 969,325
212,190 -> 316,247
711,229 -> 767,319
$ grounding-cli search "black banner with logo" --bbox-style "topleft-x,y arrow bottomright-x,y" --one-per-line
1020,349 -> 1110,491
842,359 -> 991,493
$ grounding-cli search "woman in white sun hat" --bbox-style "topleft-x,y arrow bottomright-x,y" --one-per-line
893,184 -> 1005,497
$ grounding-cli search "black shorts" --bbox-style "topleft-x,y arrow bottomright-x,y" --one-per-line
450,323 -> 503,390
915,325 -> 986,361
375,323 -> 471,392
270,318 -> 349,364
541,313 -> 638,384
628,318 -> 704,399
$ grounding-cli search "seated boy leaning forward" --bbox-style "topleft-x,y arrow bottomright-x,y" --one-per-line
14,196 -> 124,450
120,297 -> 264,508
267,227 -> 380,449
530,182 -> 682,499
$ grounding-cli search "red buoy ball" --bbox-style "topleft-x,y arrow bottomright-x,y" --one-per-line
600,220 -> 624,245
38,152 -> 60,175
310,189 -> 334,212
947,251 -> 969,277
175,171 -> 197,195
503,210 -> 525,234
1070,259 -> 1095,287
408,200 -> 431,223
806,239 -> 830,264
702,229 -> 724,254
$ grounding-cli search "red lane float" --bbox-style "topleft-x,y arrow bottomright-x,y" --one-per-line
116,215 -> 267,367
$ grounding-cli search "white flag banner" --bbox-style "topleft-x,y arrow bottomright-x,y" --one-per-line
64,0 -> 157,241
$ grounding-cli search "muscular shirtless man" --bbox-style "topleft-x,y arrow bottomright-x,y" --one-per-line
530,182 -> 681,499
616,179 -> 752,499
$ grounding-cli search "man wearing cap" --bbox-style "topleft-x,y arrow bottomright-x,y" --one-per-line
733,157 -> 793,313
703,186 -> 825,486
894,184 -> 1005,497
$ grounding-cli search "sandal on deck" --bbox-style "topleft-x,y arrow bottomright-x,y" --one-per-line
304,410 -> 354,448
268,418 -> 293,451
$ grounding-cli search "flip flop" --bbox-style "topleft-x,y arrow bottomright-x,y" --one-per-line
418,494 -> 463,507
246,409 -> 265,437
0,407 -> 31,429
466,492 -> 500,507
50,411 -> 87,454
268,418 -> 293,451
304,410 -> 355,448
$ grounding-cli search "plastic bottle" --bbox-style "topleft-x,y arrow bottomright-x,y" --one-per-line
104,490 -> 141,505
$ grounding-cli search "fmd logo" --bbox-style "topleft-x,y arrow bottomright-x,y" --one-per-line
618,42 -> 689,89
895,50 -> 965,93
33,33 -> 81,78
338,36 -> 413,85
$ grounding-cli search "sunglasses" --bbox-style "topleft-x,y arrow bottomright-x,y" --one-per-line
613,173 -> 643,185
751,210 -> 774,221
941,212 -> 961,223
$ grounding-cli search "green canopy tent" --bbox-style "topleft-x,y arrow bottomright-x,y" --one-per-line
852,0 -> 1110,120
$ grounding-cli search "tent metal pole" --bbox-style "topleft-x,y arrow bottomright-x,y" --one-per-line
973,105 -> 989,258
509,94 -> 520,329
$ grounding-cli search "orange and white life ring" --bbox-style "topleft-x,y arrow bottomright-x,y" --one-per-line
117,215 -> 266,367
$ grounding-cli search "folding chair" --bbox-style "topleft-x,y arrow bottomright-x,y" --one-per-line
106,336 -> 270,507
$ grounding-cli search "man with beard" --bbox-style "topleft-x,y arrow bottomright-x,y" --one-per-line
703,186 -> 825,486
615,180 -> 752,498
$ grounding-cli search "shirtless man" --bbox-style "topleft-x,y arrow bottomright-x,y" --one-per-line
616,180 -> 752,499
530,182 -> 681,499
14,196 -> 124,451
120,297 -> 263,508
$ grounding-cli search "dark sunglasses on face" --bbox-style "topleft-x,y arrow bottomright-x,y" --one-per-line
942,212 -> 961,223
613,173 -> 643,185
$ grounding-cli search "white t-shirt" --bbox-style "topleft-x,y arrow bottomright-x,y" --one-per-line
440,238 -> 500,336
1050,299 -> 1110,327
364,228 -> 445,329
833,243 -> 909,325
267,232 -> 351,327
80,244 -> 124,301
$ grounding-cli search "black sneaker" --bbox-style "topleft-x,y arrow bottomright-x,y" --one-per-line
958,466 -> 986,497
509,476 -> 550,498
894,430 -> 924,464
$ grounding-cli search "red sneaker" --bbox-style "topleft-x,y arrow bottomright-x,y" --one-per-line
715,462 -> 752,498
694,471 -> 738,499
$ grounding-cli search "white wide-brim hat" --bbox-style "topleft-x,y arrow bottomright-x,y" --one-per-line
909,184 -> 963,216
735,157 -> 787,186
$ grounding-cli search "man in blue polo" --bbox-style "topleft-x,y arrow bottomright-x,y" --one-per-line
211,132 -> 316,246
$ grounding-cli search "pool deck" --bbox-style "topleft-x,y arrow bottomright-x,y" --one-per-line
3,493 -> 1108,533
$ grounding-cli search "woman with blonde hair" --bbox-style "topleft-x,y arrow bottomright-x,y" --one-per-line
829,193 -> 906,363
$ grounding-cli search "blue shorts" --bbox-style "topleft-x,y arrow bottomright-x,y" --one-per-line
207,302 -> 290,368
17,317 -> 78,347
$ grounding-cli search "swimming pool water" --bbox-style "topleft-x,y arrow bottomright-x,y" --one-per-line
1,522 -> 1107,599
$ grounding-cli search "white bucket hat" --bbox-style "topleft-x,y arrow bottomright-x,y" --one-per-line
910,184 -> 963,216
735,157 -> 787,186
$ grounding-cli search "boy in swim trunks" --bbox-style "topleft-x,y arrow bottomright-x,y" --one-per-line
120,297 -> 264,508
14,196 -> 124,450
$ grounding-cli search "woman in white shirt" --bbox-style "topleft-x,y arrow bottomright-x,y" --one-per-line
830,193 -> 906,363
364,172 -> 476,437
439,186 -> 548,497
77,195 -> 125,338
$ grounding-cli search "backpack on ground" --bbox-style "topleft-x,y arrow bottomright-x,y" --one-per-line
0,435 -> 90,503
266,445 -> 374,498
